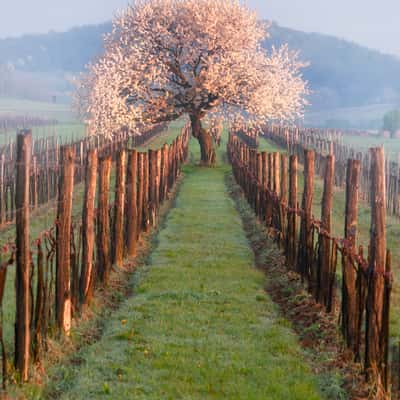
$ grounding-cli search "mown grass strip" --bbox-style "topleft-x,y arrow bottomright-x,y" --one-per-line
40,135 -> 324,400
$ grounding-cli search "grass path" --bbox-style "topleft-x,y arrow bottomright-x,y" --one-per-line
41,137 -> 323,400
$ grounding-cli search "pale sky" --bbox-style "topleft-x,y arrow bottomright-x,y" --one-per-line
1,0 -> 398,56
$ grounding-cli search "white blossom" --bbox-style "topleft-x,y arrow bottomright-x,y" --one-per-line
75,0 -> 309,138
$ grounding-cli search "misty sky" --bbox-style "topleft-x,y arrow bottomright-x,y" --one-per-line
0,0 -> 398,56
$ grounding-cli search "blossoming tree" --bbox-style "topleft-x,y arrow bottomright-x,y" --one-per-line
77,0 -> 308,165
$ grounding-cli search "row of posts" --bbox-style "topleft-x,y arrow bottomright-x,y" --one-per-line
228,132 -> 392,398
14,125 -> 190,382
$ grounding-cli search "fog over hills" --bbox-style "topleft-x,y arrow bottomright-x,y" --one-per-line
0,21 -> 398,126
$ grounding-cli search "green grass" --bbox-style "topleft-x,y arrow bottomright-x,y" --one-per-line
342,134 -> 400,161
133,119 -> 186,151
36,133 -> 324,400
0,97 -> 86,145
0,97 -> 74,123
258,136 -> 286,153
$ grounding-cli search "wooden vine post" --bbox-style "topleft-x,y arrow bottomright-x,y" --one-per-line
273,152 -> 280,196
136,152 -> 144,238
366,146 -> 387,394
125,150 -> 138,257
286,155 -> 297,269
297,149 -> 314,282
15,130 -> 32,381
56,145 -> 75,335
161,144 -> 169,201
262,152 -> 268,189
256,153 -> 262,215
280,154 -> 288,241
155,149 -> 162,218
143,152 -> 150,231
265,153 -> 273,226
79,149 -> 98,305
318,154 -> 334,308
0,154 -> 4,226
97,155 -> 112,285
113,149 -> 126,266
32,156 -> 38,209
342,159 -> 360,354
148,150 -> 156,227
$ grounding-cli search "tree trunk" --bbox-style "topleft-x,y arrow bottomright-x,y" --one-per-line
190,114 -> 216,166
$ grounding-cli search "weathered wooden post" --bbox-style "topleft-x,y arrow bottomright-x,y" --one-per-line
0,154 -> 5,226
280,154 -> 288,239
342,159 -> 360,354
56,145 -> 75,335
15,130 -> 32,381
297,149 -> 315,282
155,149 -> 162,218
318,154 -> 334,308
113,149 -> 126,266
256,153 -> 263,216
148,150 -> 156,226
79,149 -> 98,306
97,155 -> 112,285
366,146 -> 387,393
265,153 -> 273,226
382,249 -> 392,393
273,152 -> 280,196
32,156 -> 38,209
143,152 -> 150,231
125,150 -> 138,257
137,152 -> 144,237
45,139 -> 51,203
262,152 -> 268,189
161,144 -> 169,201
286,155 -> 297,269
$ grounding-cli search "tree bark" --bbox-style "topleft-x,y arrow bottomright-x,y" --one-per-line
190,114 -> 216,166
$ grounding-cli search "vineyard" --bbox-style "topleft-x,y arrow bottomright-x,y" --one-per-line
0,0 -> 396,398
0,118 -> 395,399
0,121 -> 188,394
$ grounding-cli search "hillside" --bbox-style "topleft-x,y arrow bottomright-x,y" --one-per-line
0,23 -> 109,72
0,21 -> 399,120
266,23 -> 400,111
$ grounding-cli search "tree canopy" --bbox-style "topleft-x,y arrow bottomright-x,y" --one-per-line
76,0 -> 308,163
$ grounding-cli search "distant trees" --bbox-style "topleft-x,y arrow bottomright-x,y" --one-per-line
383,109 -> 400,138
0,63 -> 68,102
76,0 -> 308,165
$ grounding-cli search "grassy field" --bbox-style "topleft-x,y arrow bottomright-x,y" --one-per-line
342,134 -> 400,161
0,98 -> 74,123
304,103 -> 395,130
32,133 -> 330,400
0,97 -> 86,145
